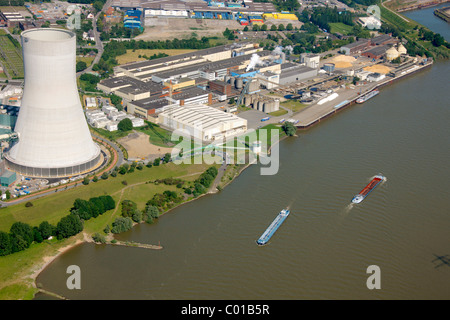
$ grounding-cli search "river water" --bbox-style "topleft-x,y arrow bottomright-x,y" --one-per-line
35,7 -> 450,300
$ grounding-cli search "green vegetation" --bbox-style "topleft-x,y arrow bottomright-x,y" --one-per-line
309,6 -> 354,32
0,159 -> 217,299
281,100 -> 307,113
78,73 -> 101,92
118,118 -> 133,132
0,195 -> 115,256
268,109 -> 288,117
0,33 -> 23,79
281,122 -> 297,137
379,1 -> 449,59
329,22 -> 354,35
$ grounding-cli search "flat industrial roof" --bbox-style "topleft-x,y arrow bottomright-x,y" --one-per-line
160,103 -> 246,130
119,42 -> 254,71
130,86 -> 209,110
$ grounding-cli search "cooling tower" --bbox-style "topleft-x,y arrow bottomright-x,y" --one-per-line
5,28 -> 101,178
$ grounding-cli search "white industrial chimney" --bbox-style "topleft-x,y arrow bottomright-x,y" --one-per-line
5,28 -> 101,178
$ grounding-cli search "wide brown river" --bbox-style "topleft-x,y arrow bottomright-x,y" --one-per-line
35,6 -> 450,300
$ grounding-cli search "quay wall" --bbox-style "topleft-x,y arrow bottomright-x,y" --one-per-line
295,60 -> 434,130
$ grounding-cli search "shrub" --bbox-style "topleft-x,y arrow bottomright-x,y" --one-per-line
111,217 -> 133,234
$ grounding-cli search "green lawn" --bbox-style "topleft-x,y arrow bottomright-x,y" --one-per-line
329,22 -> 353,35
280,100 -> 307,113
268,109 -> 288,117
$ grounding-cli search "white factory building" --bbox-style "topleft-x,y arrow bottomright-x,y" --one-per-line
158,104 -> 247,141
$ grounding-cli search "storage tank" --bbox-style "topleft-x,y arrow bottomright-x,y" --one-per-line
323,63 -> 335,73
229,77 -> 236,87
5,28 -> 101,178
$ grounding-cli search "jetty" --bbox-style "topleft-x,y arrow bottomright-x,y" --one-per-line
434,6 -> 450,22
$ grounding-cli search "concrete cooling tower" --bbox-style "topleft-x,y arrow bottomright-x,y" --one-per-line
5,28 -> 101,178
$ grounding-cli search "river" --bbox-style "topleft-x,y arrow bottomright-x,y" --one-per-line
34,7 -> 450,300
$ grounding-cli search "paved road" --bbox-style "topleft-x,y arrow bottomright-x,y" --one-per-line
76,0 -> 113,77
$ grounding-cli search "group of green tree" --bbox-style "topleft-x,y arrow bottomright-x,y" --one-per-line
79,73 -> 101,92
0,195 -> 115,256
307,6 -> 355,33
104,198 -> 161,235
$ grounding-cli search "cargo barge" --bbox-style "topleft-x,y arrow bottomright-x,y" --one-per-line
356,89 -> 379,104
256,208 -> 290,246
352,174 -> 385,204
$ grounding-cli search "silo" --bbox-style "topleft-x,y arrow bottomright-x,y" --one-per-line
244,94 -> 253,107
248,79 -> 259,93
273,99 -> 280,112
5,28 -> 101,178
235,77 -> 243,89
229,77 -> 236,87
257,99 -> 264,112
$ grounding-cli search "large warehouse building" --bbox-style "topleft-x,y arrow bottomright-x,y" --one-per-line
5,29 -> 101,178
158,103 -> 247,141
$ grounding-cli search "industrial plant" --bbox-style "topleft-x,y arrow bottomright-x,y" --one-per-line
97,41 -> 320,136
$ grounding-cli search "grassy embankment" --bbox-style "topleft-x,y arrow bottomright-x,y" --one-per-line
0,160 -> 217,300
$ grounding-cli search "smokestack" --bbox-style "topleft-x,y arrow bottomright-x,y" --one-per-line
5,28 -> 101,178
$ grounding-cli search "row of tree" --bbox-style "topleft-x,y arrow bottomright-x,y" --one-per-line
0,195 -> 116,256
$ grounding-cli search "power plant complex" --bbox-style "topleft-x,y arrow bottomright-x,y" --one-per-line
4,28 -> 102,178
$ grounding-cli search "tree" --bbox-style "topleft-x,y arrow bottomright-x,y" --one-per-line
153,157 -> 160,166
83,177 -> 90,185
143,205 -> 159,223
270,24 -> 277,31
10,222 -> 34,248
0,231 -> 12,256
56,214 -> 83,240
278,24 -> 285,31
118,118 -> 133,132
111,217 -> 133,234
121,200 -> 137,218
163,153 -> 171,163
261,24 -> 268,31
39,221 -> 54,240
76,61 -> 87,72
282,122 -> 296,136
286,23 -> 293,31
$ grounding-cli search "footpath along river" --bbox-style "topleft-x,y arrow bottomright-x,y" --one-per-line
35,7 -> 450,299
